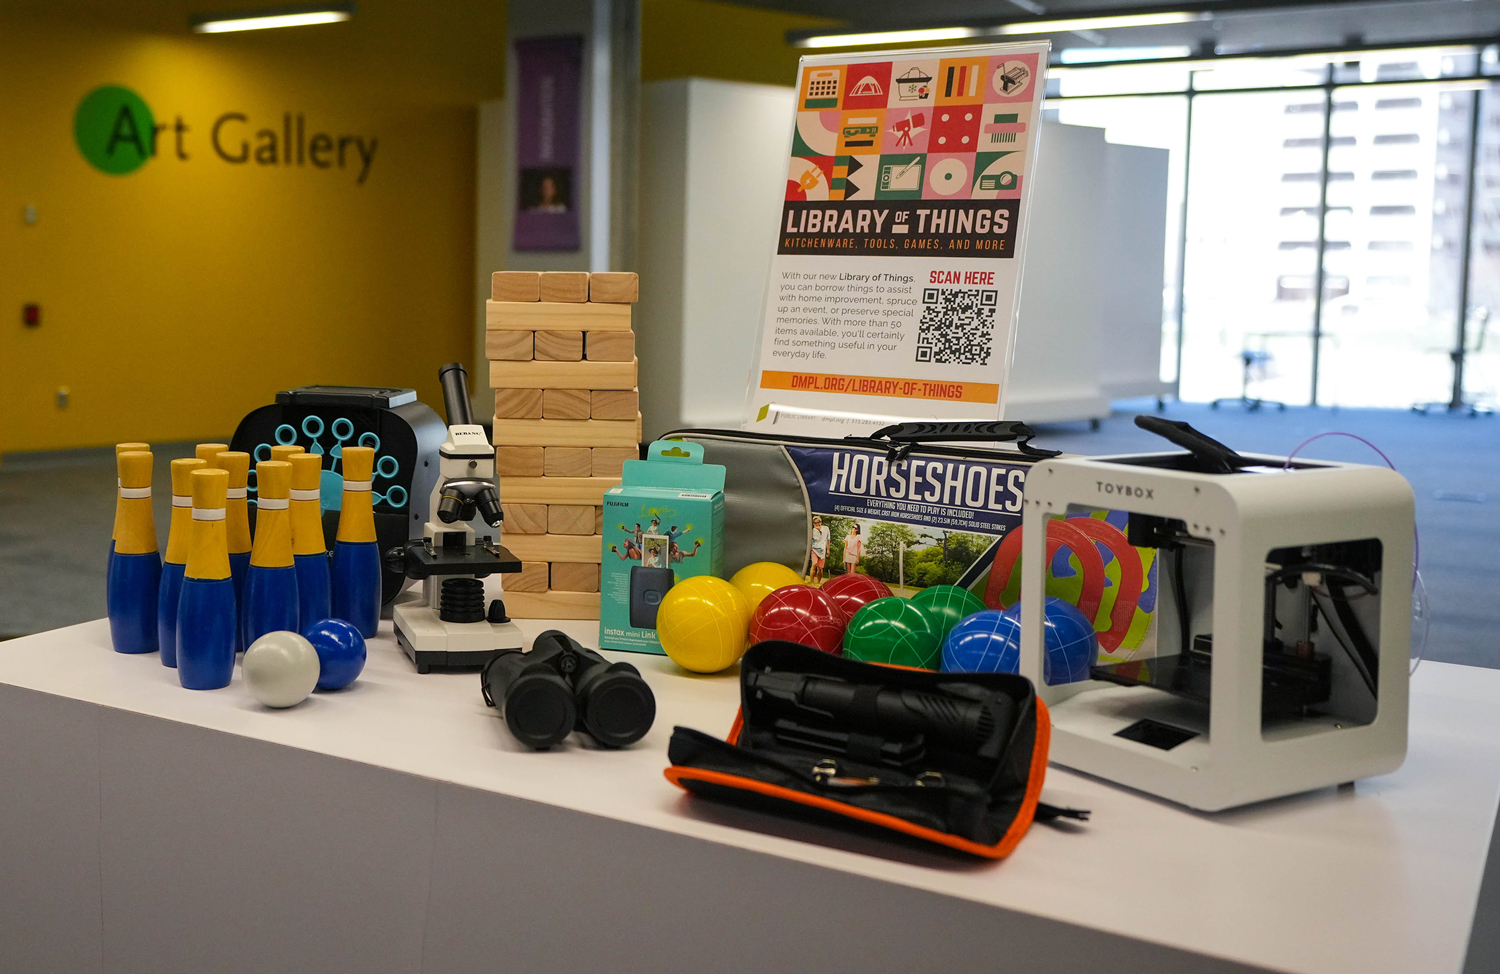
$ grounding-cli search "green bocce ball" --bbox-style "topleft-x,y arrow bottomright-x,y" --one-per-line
842,596 -> 942,670
911,584 -> 989,641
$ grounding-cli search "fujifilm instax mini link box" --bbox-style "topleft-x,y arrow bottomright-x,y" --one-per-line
599,440 -> 725,654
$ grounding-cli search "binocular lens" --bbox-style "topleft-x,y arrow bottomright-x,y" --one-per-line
578,668 -> 656,748
481,632 -> 656,750
502,670 -> 577,749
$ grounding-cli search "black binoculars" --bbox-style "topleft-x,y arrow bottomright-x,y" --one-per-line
481,630 -> 656,749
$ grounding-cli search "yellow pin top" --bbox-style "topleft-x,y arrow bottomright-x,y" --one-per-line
112,443 -> 150,542
164,458 -> 208,565
335,446 -> 377,544
196,443 -> 230,466
215,451 -> 253,555
257,460 -> 292,499
341,446 -> 374,482
250,461 -> 295,568
270,444 -> 304,463
186,468 -> 231,581
118,451 -> 152,490
114,451 -> 157,555
288,453 -> 326,555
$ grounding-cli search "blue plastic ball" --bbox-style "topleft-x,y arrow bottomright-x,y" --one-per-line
1041,597 -> 1098,686
939,597 -> 1099,685
941,608 -> 1022,674
302,617 -> 367,691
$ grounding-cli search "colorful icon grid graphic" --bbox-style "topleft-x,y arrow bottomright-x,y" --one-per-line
247,414 -> 406,512
788,53 -> 1038,203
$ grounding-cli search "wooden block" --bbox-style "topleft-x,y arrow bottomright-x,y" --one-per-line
487,301 -> 632,332
504,590 -> 600,620
494,388 -> 544,420
592,447 -> 637,478
595,508 -> 604,534
486,358 -> 637,390
549,505 -> 596,536
500,503 -> 548,535
488,330 -> 533,361
589,271 -> 639,304
539,271 -> 590,303
502,477 -> 620,505
541,388 -> 591,420
585,331 -> 634,362
495,446 -> 544,478
491,271 -> 540,302
503,534 -> 603,563
494,417 -> 640,449
534,330 -> 583,362
544,447 -> 592,478
507,562 -> 549,593
590,390 -> 639,421
551,562 -> 600,593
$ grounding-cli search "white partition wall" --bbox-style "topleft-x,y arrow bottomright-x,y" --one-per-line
1099,141 -> 1173,401
637,79 -> 793,439
633,79 -> 1170,433
1003,121 -> 1110,423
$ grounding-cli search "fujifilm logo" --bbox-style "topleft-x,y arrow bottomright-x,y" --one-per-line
1097,480 -> 1154,499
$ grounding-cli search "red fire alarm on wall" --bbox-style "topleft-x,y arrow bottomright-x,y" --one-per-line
22,303 -> 40,327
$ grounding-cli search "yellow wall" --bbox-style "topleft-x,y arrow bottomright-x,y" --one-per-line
641,0 -> 835,88
0,3 -> 505,453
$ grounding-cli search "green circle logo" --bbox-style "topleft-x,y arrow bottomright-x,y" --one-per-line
74,85 -> 155,175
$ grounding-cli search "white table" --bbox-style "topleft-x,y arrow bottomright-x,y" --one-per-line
1,619 -> 1497,974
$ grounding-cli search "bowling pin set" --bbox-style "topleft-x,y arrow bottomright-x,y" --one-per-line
105,442 -> 384,691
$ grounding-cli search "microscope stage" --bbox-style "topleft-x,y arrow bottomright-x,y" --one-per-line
394,603 -> 523,674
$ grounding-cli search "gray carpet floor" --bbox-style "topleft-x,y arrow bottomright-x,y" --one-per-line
2,403 -> 1495,667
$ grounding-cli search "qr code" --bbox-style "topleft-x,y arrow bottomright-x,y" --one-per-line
915,287 -> 998,365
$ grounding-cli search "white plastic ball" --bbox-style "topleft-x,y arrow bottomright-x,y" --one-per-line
243,631 -> 321,708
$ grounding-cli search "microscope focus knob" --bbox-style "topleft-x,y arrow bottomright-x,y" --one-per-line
384,545 -> 413,578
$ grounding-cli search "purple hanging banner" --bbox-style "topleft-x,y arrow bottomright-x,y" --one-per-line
512,35 -> 583,252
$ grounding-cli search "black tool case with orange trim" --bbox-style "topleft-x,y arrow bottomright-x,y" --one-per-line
665,641 -> 1061,859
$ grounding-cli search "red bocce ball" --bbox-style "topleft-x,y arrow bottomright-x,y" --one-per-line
749,584 -> 847,655
818,572 -> 893,621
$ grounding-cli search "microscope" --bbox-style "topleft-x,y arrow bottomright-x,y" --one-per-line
391,363 -> 524,673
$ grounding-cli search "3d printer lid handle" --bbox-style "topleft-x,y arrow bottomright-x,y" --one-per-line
1133,416 -> 1246,474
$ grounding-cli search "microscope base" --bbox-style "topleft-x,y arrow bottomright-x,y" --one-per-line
393,604 -> 523,674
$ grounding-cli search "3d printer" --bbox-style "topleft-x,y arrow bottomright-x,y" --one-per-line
1018,417 -> 1414,811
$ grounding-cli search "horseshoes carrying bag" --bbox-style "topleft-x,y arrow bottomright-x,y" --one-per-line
662,422 -> 1164,667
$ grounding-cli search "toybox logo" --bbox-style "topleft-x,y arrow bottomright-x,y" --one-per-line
74,85 -> 378,184
1097,481 -> 1154,499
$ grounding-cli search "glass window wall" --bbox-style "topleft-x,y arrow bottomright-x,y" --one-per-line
1048,45 -> 1491,408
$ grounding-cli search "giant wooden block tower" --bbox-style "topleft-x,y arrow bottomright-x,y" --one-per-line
488,270 -> 640,620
